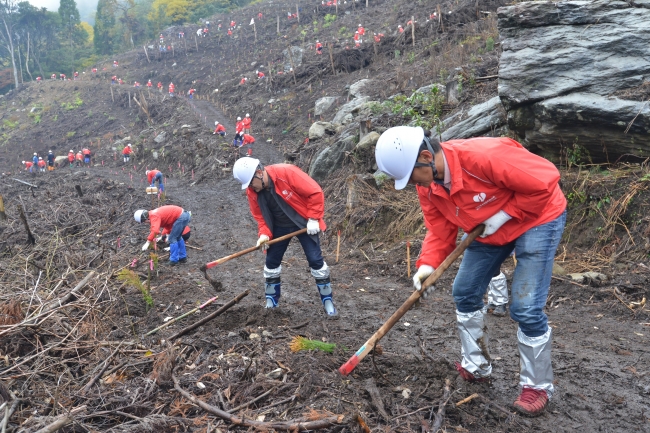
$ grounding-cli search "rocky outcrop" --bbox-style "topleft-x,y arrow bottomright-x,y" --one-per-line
282,46 -> 303,71
309,123 -> 358,181
498,0 -> 650,161
441,96 -> 507,141
314,97 -> 338,116
309,121 -> 337,140
332,97 -> 369,125
348,79 -> 374,99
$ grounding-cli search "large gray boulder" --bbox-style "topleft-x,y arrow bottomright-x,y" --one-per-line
441,96 -> 507,141
282,46 -> 303,71
314,97 -> 338,116
498,0 -> 650,160
348,79 -> 374,99
309,123 -> 358,181
309,121 -> 336,140
332,96 -> 368,125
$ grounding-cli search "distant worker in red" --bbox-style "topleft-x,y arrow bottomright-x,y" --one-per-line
243,113 -> 252,134
256,70 -> 265,79
227,29 -> 232,36
37,157 -> 46,173
73,71 -> 79,80
75,151 -> 83,167
239,77 -> 247,85
398,25 -> 404,33
60,73 -> 66,80
357,24 -> 365,36
122,143 -> 133,163
92,67 -> 97,73
241,133 -> 255,155
169,82 -> 175,97
373,33 -> 384,43
111,75 -> 117,84
134,81 -> 140,88
203,28 -> 208,37
146,169 -> 164,192
67,149 -> 75,168
51,73 -> 56,80
157,81 -> 163,92
118,78 -> 123,85
36,76 -> 42,82
230,20 -> 236,29
258,12 -> 263,20
188,88 -> 196,99
82,147 -> 92,166
234,116 -> 244,146
353,31 -> 361,47
113,60 -> 118,67
147,79 -> 152,89
22,160 -> 34,173
213,121 -> 226,137
315,40 -> 323,54
134,205 -> 191,265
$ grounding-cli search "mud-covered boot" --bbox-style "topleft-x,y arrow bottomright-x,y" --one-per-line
265,277 -> 281,308
316,278 -> 338,317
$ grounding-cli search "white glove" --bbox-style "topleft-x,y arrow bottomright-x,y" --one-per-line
481,210 -> 512,238
154,236 -> 162,243
256,235 -> 270,249
141,241 -> 151,251
306,219 -> 320,235
163,247 -> 170,252
413,264 -> 434,290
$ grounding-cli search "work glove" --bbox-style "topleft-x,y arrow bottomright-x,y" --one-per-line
413,265 -> 435,298
306,219 -> 320,235
481,210 -> 512,238
256,235 -> 270,250
141,241 -> 151,251
154,236 -> 162,243
163,247 -> 170,252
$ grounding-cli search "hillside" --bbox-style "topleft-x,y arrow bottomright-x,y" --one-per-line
0,0 -> 648,432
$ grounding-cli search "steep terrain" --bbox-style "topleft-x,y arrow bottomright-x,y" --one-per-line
0,0 -> 649,432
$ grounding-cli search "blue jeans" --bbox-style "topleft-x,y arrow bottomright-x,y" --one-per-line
452,211 -> 566,337
168,211 -> 190,244
151,172 -> 163,187
266,224 -> 324,270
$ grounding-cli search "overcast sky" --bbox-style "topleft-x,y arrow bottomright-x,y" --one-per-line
25,0 -> 98,23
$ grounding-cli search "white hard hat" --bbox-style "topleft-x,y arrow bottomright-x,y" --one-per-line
48,150 -> 53,153
237,116 -> 241,121
34,152 -> 37,155
375,126 -> 424,190
145,170 -> 151,175
134,210 -> 146,223
215,121 -> 219,125
39,157 -> 42,160
233,157 -> 260,189
128,144 -> 132,147
359,24 -> 362,26
246,113 -> 250,117
256,70 -> 259,74
70,149 -> 73,152
22,161 -> 25,164
316,40 -> 319,42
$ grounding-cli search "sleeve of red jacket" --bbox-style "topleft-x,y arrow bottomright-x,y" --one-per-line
415,187 -> 458,269
147,171 -> 154,184
246,190 -> 273,239
147,214 -> 161,241
477,138 -> 561,223
285,166 -> 324,220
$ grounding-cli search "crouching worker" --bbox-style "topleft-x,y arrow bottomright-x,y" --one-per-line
146,169 -> 165,192
134,205 -> 191,266
375,127 -> 566,416
233,157 -> 338,317
159,225 -> 191,244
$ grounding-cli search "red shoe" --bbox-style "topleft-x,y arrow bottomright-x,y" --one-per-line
454,361 -> 489,383
513,386 -> 549,416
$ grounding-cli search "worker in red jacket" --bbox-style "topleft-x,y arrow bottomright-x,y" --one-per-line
239,77 -> 247,85
188,88 -> 196,99
315,40 -> 323,54
232,157 -> 337,316
242,113 -> 252,133
51,73 -> 56,80
227,29 -> 232,36
256,70 -> 265,79
357,24 -> 365,36
398,25 -> 404,33
67,150 -> 75,168
353,31 -> 361,47
241,133 -> 255,155
168,82 -> 175,97
122,144 -> 133,163
213,121 -> 226,137
234,116 -> 244,146
147,79 -> 152,89
82,148 -> 91,165
37,157 -> 46,172
146,169 -> 164,192
134,205 -> 191,265
159,225 -> 191,243
22,160 -> 34,172
375,127 -> 567,416
157,81 -> 163,92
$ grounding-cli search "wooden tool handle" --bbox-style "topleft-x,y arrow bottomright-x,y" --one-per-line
204,228 -> 308,269
339,224 -> 484,376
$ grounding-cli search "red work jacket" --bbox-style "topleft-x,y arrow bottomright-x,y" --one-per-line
415,137 -> 566,269
147,170 -> 161,184
147,205 -> 183,241
247,164 -> 325,239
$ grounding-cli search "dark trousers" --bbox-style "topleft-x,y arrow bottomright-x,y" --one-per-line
265,224 -> 323,270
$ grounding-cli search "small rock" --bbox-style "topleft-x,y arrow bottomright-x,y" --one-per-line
266,368 -> 283,379
227,331 -> 237,338
401,389 -> 412,399
196,382 -> 206,389
249,333 -> 260,340
262,330 -> 273,338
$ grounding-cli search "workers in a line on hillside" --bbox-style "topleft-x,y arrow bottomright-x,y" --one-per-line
82,147 -> 91,166
213,121 -> 226,136
122,143 -> 133,163
233,157 -> 338,316
146,169 -> 165,192
68,150 -> 75,168
374,127 -> 567,416
47,150 -> 55,171
134,205 -> 191,266
169,82 -> 175,97
37,157 -> 46,172
242,113 -> 252,134
315,40 -> 323,54
60,73 -> 66,80
75,151 -> 83,167
22,160 -> 34,172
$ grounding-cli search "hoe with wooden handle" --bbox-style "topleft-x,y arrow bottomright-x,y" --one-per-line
339,224 -> 484,376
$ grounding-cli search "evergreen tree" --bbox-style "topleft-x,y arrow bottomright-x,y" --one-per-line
94,0 -> 115,55
58,0 -> 80,26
